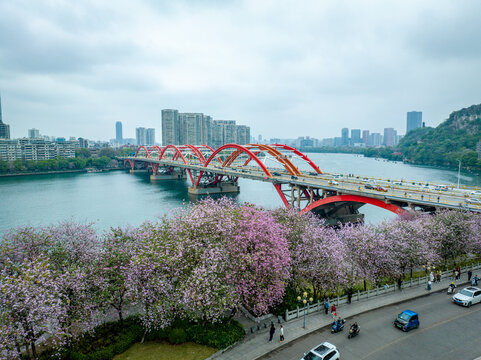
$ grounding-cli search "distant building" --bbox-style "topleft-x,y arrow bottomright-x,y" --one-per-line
383,128 -> 397,147
161,109 -> 179,145
0,138 -> 78,161
28,128 -> 41,139
362,130 -> 370,145
406,111 -> 422,133
136,127 -> 147,146
78,137 -> 89,148
351,129 -> 361,145
341,128 -> 349,146
369,133 -> 383,147
0,95 -> 10,140
146,128 -> 155,146
236,125 -> 251,145
116,121 -> 123,144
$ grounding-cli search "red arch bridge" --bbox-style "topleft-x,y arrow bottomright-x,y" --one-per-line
120,144 -> 481,224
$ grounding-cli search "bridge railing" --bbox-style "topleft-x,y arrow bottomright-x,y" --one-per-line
285,262 -> 481,321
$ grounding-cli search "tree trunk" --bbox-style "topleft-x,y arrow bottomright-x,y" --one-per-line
141,328 -> 148,344
31,341 -> 38,360
363,280 -> 367,291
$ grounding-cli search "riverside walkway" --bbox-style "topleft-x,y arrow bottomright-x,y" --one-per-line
210,271 -> 476,360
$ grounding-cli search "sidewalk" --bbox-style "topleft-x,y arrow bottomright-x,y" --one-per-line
211,273 -> 473,360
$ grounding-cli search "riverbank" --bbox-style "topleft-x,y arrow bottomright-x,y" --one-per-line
0,167 -> 125,178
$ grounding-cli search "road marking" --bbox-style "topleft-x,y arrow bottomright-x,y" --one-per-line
360,306 -> 481,360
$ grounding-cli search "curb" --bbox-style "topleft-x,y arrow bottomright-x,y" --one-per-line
254,279 -> 471,360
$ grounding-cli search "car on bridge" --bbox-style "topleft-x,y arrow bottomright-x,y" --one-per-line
452,287 -> 481,307
301,342 -> 340,360
364,183 -> 375,190
471,190 -> 481,196
374,185 -> 388,192
466,198 -> 481,205
329,180 -> 339,185
394,310 -> 419,332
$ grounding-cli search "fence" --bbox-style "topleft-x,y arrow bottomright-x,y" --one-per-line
285,262 -> 481,321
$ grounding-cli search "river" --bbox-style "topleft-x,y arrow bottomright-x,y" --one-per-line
1,153 -> 479,234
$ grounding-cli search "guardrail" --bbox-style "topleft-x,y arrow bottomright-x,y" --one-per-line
285,262 -> 481,321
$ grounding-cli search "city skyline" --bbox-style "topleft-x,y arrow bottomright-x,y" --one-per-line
0,1 -> 480,141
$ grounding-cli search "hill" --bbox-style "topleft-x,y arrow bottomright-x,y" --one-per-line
396,104 -> 481,170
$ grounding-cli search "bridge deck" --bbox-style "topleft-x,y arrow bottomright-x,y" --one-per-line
121,156 -> 481,212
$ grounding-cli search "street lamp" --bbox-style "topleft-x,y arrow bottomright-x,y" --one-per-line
457,160 -> 461,189
297,292 -> 313,329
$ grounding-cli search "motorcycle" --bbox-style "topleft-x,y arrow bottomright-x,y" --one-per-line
331,319 -> 345,333
447,286 -> 456,295
348,324 -> 360,339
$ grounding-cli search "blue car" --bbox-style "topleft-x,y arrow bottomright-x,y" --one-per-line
393,310 -> 419,332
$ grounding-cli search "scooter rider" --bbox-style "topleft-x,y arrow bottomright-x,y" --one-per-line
351,322 -> 359,332
449,282 -> 456,292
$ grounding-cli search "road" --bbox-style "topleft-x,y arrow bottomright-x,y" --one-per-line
260,290 -> 481,360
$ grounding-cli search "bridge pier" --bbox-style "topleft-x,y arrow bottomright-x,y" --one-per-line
150,171 -> 185,181
188,183 -> 240,195
129,169 -> 149,174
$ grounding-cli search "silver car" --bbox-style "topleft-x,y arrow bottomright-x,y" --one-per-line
452,287 -> 481,307
301,342 -> 340,360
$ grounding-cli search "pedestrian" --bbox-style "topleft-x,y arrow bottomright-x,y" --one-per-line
456,266 -> 461,280
429,271 -> 434,283
269,323 -> 275,342
324,299 -> 329,315
454,270 -> 458,281
437,271 -> 441,282
331,304 -> 337,316
347,288 -> 353,304
279,325 -> 284,343
427,279 -> 432,291
468,269 -> 473,281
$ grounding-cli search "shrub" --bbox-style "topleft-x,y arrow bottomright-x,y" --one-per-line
168,328 -> 187,344
186,320 -> 244,349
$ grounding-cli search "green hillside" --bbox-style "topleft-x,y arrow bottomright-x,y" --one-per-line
397,104 -> 481,170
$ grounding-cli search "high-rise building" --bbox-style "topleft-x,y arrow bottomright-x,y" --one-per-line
351,129 -> 361,145
202,115 -> 213,146
179,113 -> 203,144
28,128 -> 40,138
383,128 -> 397,147
362,130 -> 370,145
0,95 -> 10,140
236,125 -> 251,145
116,121 -> 123,143
136,127 -> 147,145
146,128 -> 155,146
369,133 -> 383,147
406,111 -> 422,133
161,109 -> 179,145
341,128 -> 349,146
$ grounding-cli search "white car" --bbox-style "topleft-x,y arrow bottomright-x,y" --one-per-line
471,190 -> 481,196
452,287 -> 481,307
301,342 -> 340,360
466,198 -> 481,205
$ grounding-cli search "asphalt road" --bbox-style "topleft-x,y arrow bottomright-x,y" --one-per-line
261,289 -> 481,360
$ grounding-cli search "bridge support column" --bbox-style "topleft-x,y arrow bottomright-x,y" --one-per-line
150,171 -> 185,181
130,169 -> 149,174
188,183 -> 240,195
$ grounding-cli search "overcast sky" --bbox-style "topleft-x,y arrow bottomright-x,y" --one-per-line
1,0 -> 480,142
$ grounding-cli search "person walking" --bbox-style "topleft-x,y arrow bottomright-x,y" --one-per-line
468,269 -> 473,281
279,325 -> 284,343
427,279 -> 432,291
456,266 -> 461,280
347,288 -> 353,304
429,271 -> 434,283
436,271 -> 441,282
324,299 -> 329,315
269,323 -> 275,342
331,303 -> 337,316
454,269 -> 459,281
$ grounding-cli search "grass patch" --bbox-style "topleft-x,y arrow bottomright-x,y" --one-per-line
113,341 -> 217,360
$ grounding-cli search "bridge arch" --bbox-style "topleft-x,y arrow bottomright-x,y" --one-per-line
300,194 -> 407,216
159,145 -> 194,184
271,144 -> 322,174
197,144 -> 273,187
